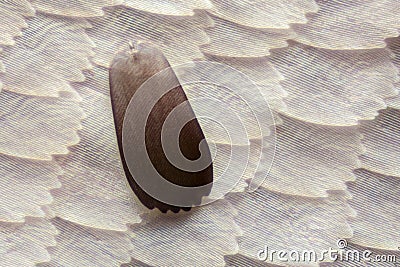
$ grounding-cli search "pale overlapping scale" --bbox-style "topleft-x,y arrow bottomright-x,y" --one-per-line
184,83 -> 270,143
1,14 -> 94,98
123,0 -> 212,16
209,0 -> 318,29
270,42 -> 398,125
129,200 -> 240,266
205,55 -> 287,111
171,62 -> 276,195
227,189 -> 354,266
41,217 -> 132,267
348,169 -> 400,250
262,115 -> 361,197
179,79 -> 275,194
0,48 -> 4,92
0,218 -> 56,266
88,6 -> 210,67
386,37 -> 400,109
0,91 -> 84,160
0,155 -> 61,222
202,15 -> 294,58
293,0 -> 400,50
178,65 -> 275,143
0,49 -> 3,70
51,87 -> 141,231
0,0 -> 34,46
81,65 -> 111,95
205,140 -> 272,198
207,142 -> 248,196
31,0 -> 122,17
360,109 -> 400,177
387,93 -> 400,109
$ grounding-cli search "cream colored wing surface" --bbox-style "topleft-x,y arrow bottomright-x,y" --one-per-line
0,1 -> 398,267
0,1 -> 86,266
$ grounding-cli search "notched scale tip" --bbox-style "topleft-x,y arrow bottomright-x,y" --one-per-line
109,41 -> 213,213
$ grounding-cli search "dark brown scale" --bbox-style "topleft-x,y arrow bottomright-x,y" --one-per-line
109,41 -> 213,213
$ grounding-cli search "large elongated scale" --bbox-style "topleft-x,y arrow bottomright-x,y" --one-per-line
109,41 -> 213,213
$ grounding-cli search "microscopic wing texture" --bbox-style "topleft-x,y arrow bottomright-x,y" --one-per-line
51,87 -> 142,231
0,155 -> 61,222
1,14 -> 94,98
0,91 -> 84,160
123,0 -> 212,16
386,37 -> 400,109
0,218 -> 57,266
129,200 -> 240,267
225,254 -> 281,267
0,0 -> 34,92
39,217 -> 133,267
87,6 -> 210,68
0,48 -> 4,92
360,109 -> 400,178
30,0 -> 122,17
174,65 -> 276,195
0,1 -> 400,267
121,259 -> 154,267
205,139 -> 273,199
0,0 -> 34,46
348,169 -> 400,251
183,82 -> 273,143
202,14 -> 294,58
270,41 -> 398,125
205,142 -> 248,197
263,115 -> 362,197
226,189 -> 354,266
80,65 -> 111,95
387,90 -> 400,109
293,0 -> 400,50
203,55 -> 287,112
208,0 -> 318,29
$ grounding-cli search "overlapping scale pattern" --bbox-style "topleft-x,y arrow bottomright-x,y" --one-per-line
50,87 -> 142,231
129,200 -> 240,266
202,14 -> 294,58
263,115 -> 361,197
360,109 -> 400,178
293,0 -> 400,49
0,3 -> 93,265
208,0 -> 318,29
31,0 -> 122,17
0,155 -> 61,222
0,218 -> 57,266
123,0 -> 212,16
0,91 -> 83,160
0,0 -> 399,266
227,189 -> 354,266
1,14 -> 94,98
87,6 -> 210,67
0,0 -> 34,46
40,218 -> 133,267
348,170 -> 400,251
270,42 -> 398,125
